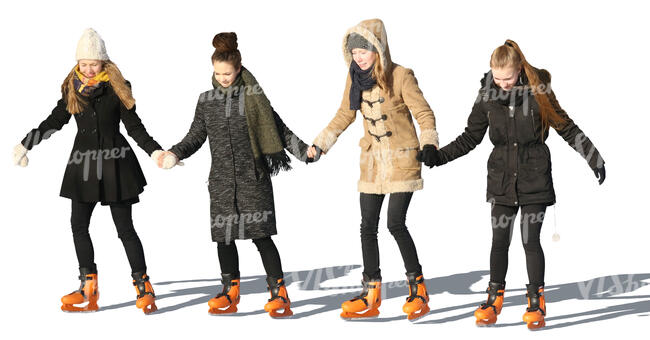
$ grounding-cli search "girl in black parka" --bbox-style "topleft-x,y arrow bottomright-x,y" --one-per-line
419,40 -> 606,329
158,32 -> 312,318
13,28 -> 163,314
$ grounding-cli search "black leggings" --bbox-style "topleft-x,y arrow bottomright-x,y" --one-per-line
490,204 -> 547,286
70,200 -> 147,274
217,237 -> 283,279
359,192 -> 422,280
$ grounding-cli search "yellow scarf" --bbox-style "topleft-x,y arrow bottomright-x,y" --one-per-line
74,66 -> 110,94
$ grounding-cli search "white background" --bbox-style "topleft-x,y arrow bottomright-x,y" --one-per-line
1,0 -> 648,338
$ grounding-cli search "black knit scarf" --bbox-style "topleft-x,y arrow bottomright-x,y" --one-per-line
349,60 -> 377,110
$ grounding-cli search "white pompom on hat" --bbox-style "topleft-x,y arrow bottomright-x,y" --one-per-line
75,28 -> 109,61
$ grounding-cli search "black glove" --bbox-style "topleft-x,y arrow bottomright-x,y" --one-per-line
305,145 -> 323,164
416,144 -> 441,168
593,165 -> 606,185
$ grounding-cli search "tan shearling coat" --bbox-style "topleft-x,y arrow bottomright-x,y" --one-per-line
313,19 -> 438,194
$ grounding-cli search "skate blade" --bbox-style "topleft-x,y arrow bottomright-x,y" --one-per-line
141,302 -> 158,315
475,318 -> 497,327
407,305 -> 430,322
526,320 -> 546,330
340,309 -> 380,320
208,304 -> 238,315
269,308 -> 294,319
61,303 -> 99,313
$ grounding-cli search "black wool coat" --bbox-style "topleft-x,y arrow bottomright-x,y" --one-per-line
438,69 -> 604,206
170,86 -> 308,243
21,82 -> 161,204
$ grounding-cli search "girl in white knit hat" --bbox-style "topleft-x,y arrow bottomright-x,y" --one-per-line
13,28 -> 165,314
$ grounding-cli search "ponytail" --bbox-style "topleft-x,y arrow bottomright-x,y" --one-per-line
491,40 -> 566,134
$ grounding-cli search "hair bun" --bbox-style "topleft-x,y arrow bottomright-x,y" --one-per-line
212,32 -> 238,53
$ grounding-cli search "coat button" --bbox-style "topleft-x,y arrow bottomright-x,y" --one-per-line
92,128 -> 97,134
97,98 -> 101,102
81,128 -> 86,133
386,131 -> 393,137
378,97 -> 385,103
514,201 -> 518,205
92,111 -> 96,117
513,142 -> 518,147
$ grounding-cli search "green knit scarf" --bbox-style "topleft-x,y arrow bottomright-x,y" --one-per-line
212,67 -> 291,176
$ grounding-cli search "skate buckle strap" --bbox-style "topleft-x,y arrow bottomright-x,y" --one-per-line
486,287 -> 504,296
406,294 -> 427,304
267,278 -> 288,303
479,302 -> 498,314
132,275 -> 150,284
268,295 -> 288,303
525,289 -> 545,315
133,275 -> 155,299
136,288 -> 156,299
526,305 -> 546,315
350,293 -> 370,307
216,293 -> 233,303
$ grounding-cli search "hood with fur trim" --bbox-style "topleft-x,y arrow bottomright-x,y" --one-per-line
342,19 -> 393,71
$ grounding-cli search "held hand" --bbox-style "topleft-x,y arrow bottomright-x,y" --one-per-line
593,165 -> 606,185
161,151 -> 183,169
151,150 -> 164,168
416,144 -> 441,168
13,144 -> 29,167
306,145 -> 323,163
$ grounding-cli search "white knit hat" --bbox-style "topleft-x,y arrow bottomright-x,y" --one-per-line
75,28 -> 109,61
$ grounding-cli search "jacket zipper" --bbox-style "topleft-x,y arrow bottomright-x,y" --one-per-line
510,104 -> 519,205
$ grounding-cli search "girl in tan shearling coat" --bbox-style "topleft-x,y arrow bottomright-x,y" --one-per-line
308,19 -> 439,321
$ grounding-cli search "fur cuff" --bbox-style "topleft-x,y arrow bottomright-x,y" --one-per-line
419,129 -> 439,149
313,128 -> 339,154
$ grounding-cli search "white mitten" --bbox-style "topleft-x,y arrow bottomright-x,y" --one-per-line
151,150 -> 164,166
13,144 -> 29,167
162,152 -> 183,169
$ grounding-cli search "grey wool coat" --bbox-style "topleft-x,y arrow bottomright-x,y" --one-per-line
170,83 -> 309,243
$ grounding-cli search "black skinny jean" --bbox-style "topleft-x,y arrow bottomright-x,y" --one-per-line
217,236 -> 283,279
490,203 -> 547,286
360,192 -> 422,280
70,200 -> 147,274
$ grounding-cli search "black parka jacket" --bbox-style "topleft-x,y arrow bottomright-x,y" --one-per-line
438,69 -> 604,206
21,82 -> 161,204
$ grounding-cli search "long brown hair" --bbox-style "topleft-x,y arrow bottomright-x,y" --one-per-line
211,32 -> 242,69
370,51 -> 394,97
490,40 -> 566,132
61,60 -> 135,114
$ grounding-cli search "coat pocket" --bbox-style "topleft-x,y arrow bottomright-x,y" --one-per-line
396,146 -> 420,170
359,138 -> 374,171
518,159 -> 551,195
487,168 -> 506,196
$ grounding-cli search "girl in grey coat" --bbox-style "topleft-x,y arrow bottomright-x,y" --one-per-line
160,32 -> 311,318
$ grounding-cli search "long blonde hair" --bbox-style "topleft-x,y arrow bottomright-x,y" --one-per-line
490,40 -> 566,132
61,60 -> 135,114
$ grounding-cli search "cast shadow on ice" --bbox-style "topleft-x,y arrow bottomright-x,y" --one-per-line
99,267 -> 650,327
